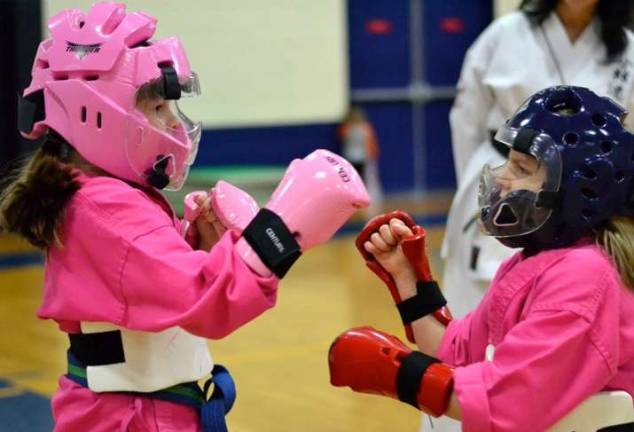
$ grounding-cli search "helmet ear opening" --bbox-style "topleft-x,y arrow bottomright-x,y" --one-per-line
145,155 -> 171,189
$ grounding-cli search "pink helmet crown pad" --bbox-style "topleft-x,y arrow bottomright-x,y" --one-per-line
18,2 -> 200,190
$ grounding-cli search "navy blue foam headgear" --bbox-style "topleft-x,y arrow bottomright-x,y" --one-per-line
491,86 -> 634,250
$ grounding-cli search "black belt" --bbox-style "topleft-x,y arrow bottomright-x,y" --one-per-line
598,422 -> 634,431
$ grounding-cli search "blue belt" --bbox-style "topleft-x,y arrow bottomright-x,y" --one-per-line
66,351 -> 236,432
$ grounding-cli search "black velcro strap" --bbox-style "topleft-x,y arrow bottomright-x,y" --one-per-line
598,422 -> 634,431
17,90 -> 45,133
241,208 -> 302,279
512,128 -> 538,154
535,190 -> 560,209
489,130 -> 510,157
161,66 -> 181,100
68,330 -> 125,366
396,351 -> 438,408
397,281 -> 447,325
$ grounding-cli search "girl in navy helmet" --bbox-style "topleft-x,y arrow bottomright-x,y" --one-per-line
328,85 -> 634,431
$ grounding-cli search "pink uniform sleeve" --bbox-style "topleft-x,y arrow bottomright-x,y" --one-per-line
437,291 -> 494,366
436,315 -> 474,365
119,228 -> 279,339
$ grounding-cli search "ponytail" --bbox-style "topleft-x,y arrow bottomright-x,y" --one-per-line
596,216 -> 634,292
0,132 -> 80,249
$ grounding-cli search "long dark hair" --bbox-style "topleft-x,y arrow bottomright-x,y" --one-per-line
520,0 -> 634,62
0,131 -> 81,249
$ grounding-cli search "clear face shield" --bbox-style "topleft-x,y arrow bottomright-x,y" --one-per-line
477,126 -> 562,239
129,72 -> 203,190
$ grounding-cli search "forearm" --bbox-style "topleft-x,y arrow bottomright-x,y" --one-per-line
445,393 -> 462,420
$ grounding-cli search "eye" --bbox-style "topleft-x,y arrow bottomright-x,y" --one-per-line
508,161 -> 527,177
517,164 -> 530,175
155,102 -> 165,113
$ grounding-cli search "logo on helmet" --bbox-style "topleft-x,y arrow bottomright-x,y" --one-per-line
65,42 -> 102,60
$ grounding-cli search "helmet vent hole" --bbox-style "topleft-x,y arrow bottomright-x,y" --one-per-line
564,132 -> 579,146
130,40 -> 151,49
36,59 -> 49,69
548,101 -> 580,116
81,106 -> 87,123
592,113 -> 607,128
158,61 -> 174,68
600,141 -> 613,154
582,208 -> 596,219
78,20 -> 85,29
85,75 -> 99,81
53,74 -> 69,81
580,167 -> 597,179
96,112 -> 102,129
615,171 -> 625,182
581,188 -> 598,199
381,347 -> 391,356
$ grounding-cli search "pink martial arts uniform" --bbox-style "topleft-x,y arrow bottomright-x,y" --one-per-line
437,239 -> 634,431
38,173 -> 279,431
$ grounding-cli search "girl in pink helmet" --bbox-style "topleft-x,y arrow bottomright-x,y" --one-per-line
0,2 -> 369,431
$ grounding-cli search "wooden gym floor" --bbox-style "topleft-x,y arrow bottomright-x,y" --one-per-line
0,194 -> 451,432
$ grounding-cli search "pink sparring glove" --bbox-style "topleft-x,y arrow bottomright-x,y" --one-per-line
181,182 -> 259,238
237,149 -> 370,278
181,190 -> 207,241
329,326 -> 454,417
356,211 -> 453,343
210,180 -> 260,233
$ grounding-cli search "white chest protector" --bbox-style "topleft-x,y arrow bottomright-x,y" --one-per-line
80,322 -> 213,393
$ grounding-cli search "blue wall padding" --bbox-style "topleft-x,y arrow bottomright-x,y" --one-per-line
348,0 -> 410,89
424,0 -> 493,86
195,123 -> 339,167
365,103 -> 415,193
424,100 -> 456,190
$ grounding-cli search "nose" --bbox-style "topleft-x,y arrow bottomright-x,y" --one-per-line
495,176 -> 511,197
164,109 -> 180,130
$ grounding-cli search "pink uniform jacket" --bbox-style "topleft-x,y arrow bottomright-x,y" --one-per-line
437,240 -> 634,431
39,174 -> 279,336
38,174 -> 279,431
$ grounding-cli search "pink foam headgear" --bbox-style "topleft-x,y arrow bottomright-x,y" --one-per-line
18,1 -> 201,190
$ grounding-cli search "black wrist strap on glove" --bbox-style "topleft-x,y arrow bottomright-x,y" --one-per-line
241,208 -> 301,278
397,281 -> 447,326
396,351 -> 439,408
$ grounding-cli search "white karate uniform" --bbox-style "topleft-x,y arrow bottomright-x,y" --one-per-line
428,11 -> 634,432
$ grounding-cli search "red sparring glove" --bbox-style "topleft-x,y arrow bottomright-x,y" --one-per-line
329,326 -> 454,417
356,211 -> 453,343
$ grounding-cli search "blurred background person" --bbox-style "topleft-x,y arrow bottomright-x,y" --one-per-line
338,105 -> 382,213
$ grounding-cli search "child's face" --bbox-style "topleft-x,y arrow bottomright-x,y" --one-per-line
137,96 -> 181,132
496,149 -> 547,197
